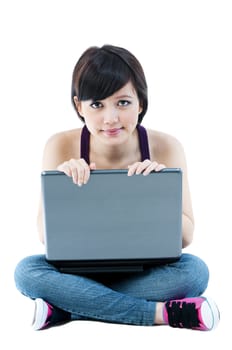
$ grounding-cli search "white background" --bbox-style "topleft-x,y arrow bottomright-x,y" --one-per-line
0,0 -> 231,348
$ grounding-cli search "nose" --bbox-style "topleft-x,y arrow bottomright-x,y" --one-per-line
103,107 -> 119,124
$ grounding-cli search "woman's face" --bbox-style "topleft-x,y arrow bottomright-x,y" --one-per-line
74,81 -> 142,145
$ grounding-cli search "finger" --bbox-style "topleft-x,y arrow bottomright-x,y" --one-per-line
135,159 -> 152,175
143,162 -> 166,175
65,159 -> 79,185
79,159 -> 93,185
57,162 -> 72,177
154,163 -> 166,172
71,166 -> 79,185
76,165 -> 89,186
127,162 -> 140,176
142,163 -> 157,176
84,165 -> 92,184
70,158 -> 90,185
90,162 -> 96,170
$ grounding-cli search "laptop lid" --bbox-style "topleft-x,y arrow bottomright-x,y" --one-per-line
41,169 -> 182,273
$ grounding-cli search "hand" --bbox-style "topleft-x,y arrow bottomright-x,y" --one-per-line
57,158 -> 96,186
127,159 -> 166,176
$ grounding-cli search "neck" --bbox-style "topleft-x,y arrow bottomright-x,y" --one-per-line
90,129 -> 140,168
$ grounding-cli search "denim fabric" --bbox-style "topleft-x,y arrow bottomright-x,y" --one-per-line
14,253 -> 209,326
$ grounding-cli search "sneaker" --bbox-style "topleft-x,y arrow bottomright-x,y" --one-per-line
163,296 -> 220,331
32,298 -> 71,330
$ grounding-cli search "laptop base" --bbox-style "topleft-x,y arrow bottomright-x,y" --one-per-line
47,257 -> 180,274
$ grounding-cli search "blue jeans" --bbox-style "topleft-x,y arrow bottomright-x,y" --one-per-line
14,253 -> 209,326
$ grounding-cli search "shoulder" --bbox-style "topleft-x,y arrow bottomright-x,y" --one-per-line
147,128 -> 183,149
44,128 -> 82,149
146,128 -> 186,168
42,128 -> 82,170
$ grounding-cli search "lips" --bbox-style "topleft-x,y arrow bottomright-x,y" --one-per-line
102,127 -> 123,136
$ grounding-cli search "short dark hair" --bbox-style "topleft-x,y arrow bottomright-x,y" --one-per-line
71,45 -> 148,124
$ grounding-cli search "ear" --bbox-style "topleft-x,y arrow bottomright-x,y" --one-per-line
138,104 -> 143,115
73,96 -> 83,115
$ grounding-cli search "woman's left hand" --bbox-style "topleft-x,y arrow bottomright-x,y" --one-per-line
127,159 -> 166,176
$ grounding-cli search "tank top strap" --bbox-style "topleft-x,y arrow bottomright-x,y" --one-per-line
80,125 -> 90,164
136,124 -> 151,161
80,124 -> 150,164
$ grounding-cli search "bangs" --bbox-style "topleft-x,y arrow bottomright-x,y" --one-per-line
77,51 -> 132,101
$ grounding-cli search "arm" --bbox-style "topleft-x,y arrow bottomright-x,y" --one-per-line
182,212 -> 194,248
128,133 -> 194,248
37,133 -> 71,244
163,137 -> 195,248
37,130 -> 95,243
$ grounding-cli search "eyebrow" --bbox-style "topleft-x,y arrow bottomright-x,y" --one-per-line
114,94 -> 133,99
90,94 -> 134,102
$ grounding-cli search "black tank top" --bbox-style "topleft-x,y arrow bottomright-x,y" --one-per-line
80,124 -> 150,164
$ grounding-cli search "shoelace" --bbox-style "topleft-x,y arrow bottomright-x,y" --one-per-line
165,301 -> 200,328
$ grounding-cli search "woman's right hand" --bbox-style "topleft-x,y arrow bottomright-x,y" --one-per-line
57,158 -> 96,186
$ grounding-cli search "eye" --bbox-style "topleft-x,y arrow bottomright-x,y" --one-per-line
118,100 -> 131,107
90,101 -> 103,109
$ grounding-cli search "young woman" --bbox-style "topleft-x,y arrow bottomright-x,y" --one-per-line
14,45 -> 220,331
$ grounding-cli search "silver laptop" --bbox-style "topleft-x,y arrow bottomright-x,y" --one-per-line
41,169 -> 182,273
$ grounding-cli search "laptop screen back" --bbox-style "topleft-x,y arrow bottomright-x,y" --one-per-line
41,169 -> 182,272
